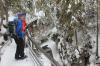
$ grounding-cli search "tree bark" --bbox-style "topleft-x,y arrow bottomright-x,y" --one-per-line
96,0 -> 99,59
0,0 -> 8,23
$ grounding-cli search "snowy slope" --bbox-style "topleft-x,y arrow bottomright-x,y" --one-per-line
41,39 -> 63,66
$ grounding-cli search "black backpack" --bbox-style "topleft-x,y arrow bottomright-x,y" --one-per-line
8,21 -> 14,33
8,20 -> 18,35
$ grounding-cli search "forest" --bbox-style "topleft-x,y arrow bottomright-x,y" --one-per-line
0,0 -> 99,66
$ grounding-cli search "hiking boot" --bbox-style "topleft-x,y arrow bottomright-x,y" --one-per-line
15,57 -> 21,60
20,55 -> 28,60
15,55 -> 28,60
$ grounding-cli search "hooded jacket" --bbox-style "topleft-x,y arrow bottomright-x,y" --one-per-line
16,19 -> 26,39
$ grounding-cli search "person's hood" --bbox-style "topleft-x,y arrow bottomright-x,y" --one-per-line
17,13 -> 26,17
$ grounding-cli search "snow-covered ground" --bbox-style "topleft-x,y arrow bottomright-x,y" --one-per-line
41,39 -> 63,66
0,39 -> 34,66
0,38 -> 52,66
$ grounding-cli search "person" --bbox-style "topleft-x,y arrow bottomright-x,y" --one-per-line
14,13 -> 27,60
3,16 -> 16,42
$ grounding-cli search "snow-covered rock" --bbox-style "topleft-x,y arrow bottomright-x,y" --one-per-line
0,26 -> 7,34
35,11 -> 45,19
41,39 -> 63,66
51,27 -> 57,33
0,36 -> 5,45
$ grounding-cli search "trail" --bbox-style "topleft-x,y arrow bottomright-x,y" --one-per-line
0,39 -> 34,66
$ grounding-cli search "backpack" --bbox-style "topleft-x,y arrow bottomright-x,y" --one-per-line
8,21 -> 15,34
8,18 -> 18,35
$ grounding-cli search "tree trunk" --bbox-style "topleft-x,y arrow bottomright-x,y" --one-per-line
0,16 -> 4,29
75,29 -> 78,46
0,0 -> 5,29
96,0 -> 99,59
5,10 -> 8,23
0,0 -> 8,23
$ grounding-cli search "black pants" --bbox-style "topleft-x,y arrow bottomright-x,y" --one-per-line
13,35 -> 25,58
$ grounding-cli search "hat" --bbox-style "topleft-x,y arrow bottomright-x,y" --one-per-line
18,13 -> 26,17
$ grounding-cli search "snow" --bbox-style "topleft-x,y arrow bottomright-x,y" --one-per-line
0,26 -> 7,34
50,27 -> 57,33
89,63 -> 98,66
0,5 -> 99,66
0,39 -> 34,66
0,36 -> 4,45
0,38 -> 52,66
88,33 -> 98,66
40,54 -> 51,66
35,11 -> 45,19
41,39 -> 63,66
8,16 -> 16,22
75,49 -> 80,58
8,11 -> 16,22
26,16 -> 38,24
67,9 -> 71,13
88,23 -> 92,26
68,4 -> 71,8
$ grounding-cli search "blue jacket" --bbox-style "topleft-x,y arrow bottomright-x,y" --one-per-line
16,19 -> 25,39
